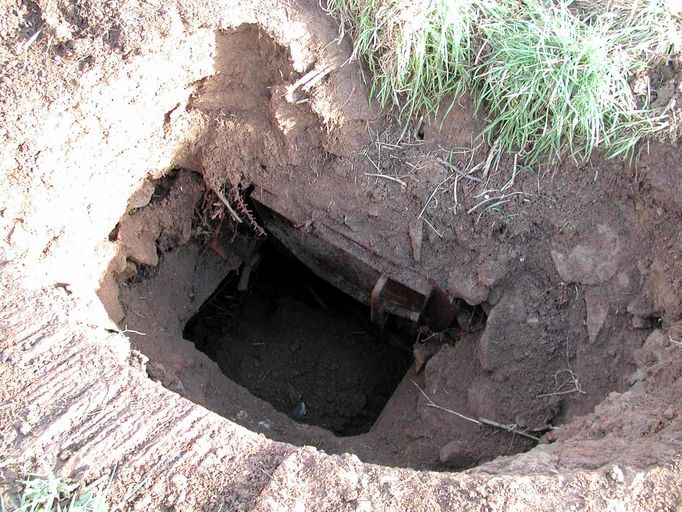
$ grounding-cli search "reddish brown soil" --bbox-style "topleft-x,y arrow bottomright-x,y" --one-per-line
2,0 -> 682,508
107,58 -> 678,470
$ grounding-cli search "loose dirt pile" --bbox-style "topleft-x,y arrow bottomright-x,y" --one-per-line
1,0 -> 682,509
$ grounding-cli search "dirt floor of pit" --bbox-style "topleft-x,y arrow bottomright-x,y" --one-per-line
2,0 -> 682,508
184,239 -> 415,437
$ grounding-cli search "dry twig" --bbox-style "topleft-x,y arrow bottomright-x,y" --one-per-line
412,380 -> 540,442
536,337 -> 585,399
364,173 -> 407,187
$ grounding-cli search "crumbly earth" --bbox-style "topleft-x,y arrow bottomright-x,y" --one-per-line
1,0 -> 682,509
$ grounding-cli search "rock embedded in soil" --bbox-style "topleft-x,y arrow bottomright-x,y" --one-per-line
447,266 -> 488,305
584,289 -> 609,343
551,224 -> 623,285
439,439 -> 478,468
477,293 -> 527,371
16,421 -> 31,436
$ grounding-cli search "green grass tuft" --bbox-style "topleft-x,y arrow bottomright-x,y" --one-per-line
327,0 -> 477,121
326,0 -> 681,167
474,0 -> 670,164
2,473 -> 107,512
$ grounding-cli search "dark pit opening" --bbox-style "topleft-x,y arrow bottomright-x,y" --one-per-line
183,238 -> 415,436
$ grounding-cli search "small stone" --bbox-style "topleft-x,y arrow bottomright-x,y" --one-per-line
447,267 -> 488,305
167,380 -> 185,395
487,286 -> 502,306
664,407 -> 675,420
526,314 -> 540,327
627,294 -> 656,318
290,401 -> 306,421
17,421 -> 31,435
632,316 -> 648,329
628,368 -> 648,385
59,449 -> 72,461
477,257 -> 508,288
610,465 -> 625,483
584,291 -> 608,343
128,180 -> 156,210
343,488 -> 359,502
629,380 -> 645,394
439,440 -> 477,468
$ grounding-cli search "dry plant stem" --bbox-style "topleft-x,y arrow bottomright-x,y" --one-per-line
418,175 -> 453,219
535,369 -> 584,398
422,217 -> 443,238
213,188 -> 243,224
437,157 -> 481,183
365,173 -> 407,186
108,328 -> 145,338
467,191 -> 529,215
233,187 -> 266,237
452,174 -> 461,213
536,336 -> 585,398
412,380 -> 540,442
288,61 -> 338,96
22,30 -> 41,72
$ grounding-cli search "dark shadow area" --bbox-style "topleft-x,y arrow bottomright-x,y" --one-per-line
184,238 -> 415,436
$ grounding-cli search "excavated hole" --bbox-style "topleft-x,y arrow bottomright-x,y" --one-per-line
183,238 -> 416,436
7,2 -> 677,487
109,171 -> 496,466
97,19 -> 589,467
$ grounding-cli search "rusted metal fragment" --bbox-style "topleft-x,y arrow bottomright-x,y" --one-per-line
252,186 -> 456,326
371,274 -> 389,326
